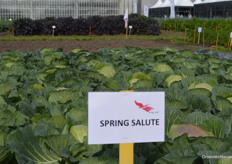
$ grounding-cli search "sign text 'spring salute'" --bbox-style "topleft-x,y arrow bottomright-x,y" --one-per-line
100,119 -> 160,127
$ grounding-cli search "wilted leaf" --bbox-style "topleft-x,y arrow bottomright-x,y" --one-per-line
184,111 -> 229,138
168,123 -> 213,139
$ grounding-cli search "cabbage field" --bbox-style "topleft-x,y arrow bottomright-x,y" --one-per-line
1,47 -> 232,164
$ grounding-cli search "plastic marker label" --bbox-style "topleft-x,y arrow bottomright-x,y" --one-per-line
198,27 -> 202,33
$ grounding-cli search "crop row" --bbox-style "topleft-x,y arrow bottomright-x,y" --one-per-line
12,14 -> 160,36
161,18 -> 232,48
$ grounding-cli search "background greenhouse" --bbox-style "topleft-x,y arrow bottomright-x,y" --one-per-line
0,0 -> 138,20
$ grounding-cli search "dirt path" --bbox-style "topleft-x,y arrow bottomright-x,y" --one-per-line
0,30 -> 206,53
0,39 -> 205,53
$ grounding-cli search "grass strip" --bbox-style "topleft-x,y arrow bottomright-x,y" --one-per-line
0,32 -> 185,42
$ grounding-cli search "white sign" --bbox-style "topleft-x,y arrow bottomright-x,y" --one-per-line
52,25 -> 56,29
129,26 -> 132,29
230,32 -> 232,38
144,5 -> 149,17
88,92 -> 165,144
134,3 -> 137,14
198,27 -> 202,33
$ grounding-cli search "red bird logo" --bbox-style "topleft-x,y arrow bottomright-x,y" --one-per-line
135,101 -> 154,112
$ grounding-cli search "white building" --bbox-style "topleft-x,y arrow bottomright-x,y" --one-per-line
194,0 -> 232,18
149,0 -> 194,17
0,0 -> 138,20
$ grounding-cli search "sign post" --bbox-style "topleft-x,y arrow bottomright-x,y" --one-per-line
52,25 -> 56,36
198,27 -> 202,44
120,143 -> 134,164
9,19 -> 14,36
129,26 -> 133,35
88,92 -> 165,163
119,90 -> 134,164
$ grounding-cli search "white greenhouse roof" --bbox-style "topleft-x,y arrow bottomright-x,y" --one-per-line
159,0 -> 172,8
193,0 -> 203,4
201,0 -> 231,4
152,0 -> 194,8
150,0 -> 163,8
175,0 -> 193,7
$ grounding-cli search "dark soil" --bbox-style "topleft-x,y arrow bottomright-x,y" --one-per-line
0,31 -> 205,53
0,40 -> 205,53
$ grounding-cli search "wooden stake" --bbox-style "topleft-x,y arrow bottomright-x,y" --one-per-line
203,24 -> 205,47
216,33 -> 219,47
126,19 -> 128,39
89,24 -> 92,36
193,25 -> 196,44
120,90 -> 134,164
230,38 -> 232,49
227,37 -> 231,48
175,24 -> 176,31
184,27 -> 187,41
170,24 -> 171,31
12,25 -> 14,36
203,31 -> 205,47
